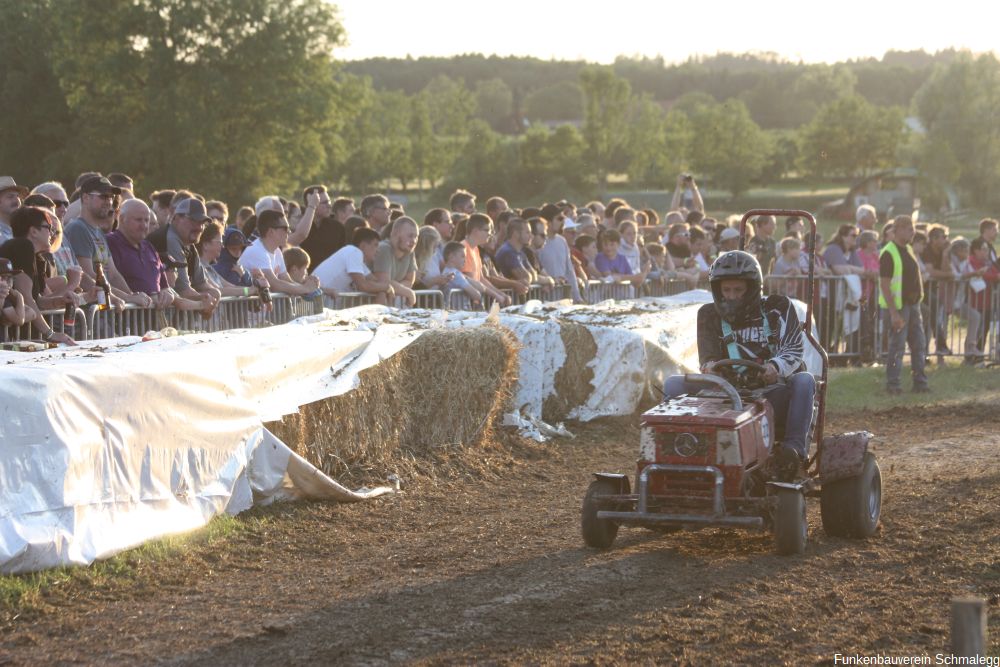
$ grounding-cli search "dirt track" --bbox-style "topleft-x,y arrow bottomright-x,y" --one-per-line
2,405 -> 999,665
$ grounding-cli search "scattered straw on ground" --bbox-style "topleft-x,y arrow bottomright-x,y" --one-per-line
267,325 -> 520,481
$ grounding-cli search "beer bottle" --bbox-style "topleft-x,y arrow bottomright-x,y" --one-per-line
95,262 -> 112,311
255,275 -> 272,307
63,301 -> 76,327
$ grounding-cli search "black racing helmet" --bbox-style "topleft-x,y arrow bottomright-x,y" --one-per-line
709,250 -> 763,325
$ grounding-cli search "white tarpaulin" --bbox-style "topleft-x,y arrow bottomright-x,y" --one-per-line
0,291 -> 820,573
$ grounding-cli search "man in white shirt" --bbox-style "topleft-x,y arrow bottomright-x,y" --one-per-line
239,209 -> 319,296
312,227 -> 393,303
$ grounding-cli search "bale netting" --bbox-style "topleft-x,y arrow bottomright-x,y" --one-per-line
267,325 -> 520,479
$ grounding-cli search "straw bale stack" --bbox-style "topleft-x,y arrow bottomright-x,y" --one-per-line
268,325 -> 519,478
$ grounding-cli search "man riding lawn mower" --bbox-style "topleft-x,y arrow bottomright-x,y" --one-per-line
581,210 -> 882,555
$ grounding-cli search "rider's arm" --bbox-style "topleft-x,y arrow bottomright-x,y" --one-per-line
696,304 -> 725,372
764,297 -> 806,378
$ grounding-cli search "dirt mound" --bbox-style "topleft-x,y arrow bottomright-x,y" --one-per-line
267,326 -> 520,481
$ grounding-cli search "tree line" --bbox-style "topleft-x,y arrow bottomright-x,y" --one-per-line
2,1 -> 998,210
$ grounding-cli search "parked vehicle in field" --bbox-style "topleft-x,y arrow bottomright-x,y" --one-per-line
581,210 -> 882,555
820,168 -> 924,223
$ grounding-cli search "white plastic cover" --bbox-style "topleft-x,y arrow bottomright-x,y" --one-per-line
0,291 -> 820,573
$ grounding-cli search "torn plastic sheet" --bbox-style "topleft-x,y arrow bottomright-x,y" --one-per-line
501,409 -> 575,443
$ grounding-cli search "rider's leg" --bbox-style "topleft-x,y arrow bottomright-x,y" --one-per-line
761,371 -> 816,459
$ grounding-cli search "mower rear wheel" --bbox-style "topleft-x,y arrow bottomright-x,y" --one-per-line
581,479 -> 620,549
821,452 -> 881,538
773,489 -> 807,555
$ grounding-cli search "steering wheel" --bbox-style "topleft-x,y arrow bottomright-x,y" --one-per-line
710,358 -> 772,389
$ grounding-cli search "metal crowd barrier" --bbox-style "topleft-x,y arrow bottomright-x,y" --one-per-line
584,280 -> 636,304
922,276 -> 998,363
1,306 -> 88,344
763,274 -> 1000,364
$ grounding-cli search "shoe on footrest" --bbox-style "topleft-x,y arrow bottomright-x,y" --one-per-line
775,447 -> 804,483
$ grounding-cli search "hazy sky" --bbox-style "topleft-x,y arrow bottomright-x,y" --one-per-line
333,0 -> 995,65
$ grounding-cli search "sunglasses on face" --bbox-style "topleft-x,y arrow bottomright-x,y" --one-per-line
53,200 -> 69,208
87,192 -> 115,201
35,223 -> 53,233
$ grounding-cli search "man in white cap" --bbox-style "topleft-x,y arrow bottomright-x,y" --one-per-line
0,177 -> 28,244
718,226 -> 741,253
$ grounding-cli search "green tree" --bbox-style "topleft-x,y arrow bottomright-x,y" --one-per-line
914,53 -> 1000,206
579,66 -> 630,193
446,119 -> 512,197
788,64 -> 857,125
473,78 -> 513,131
41,0 -> 349,205
523,81 -> 584,122
689,100 -> 770,199
797,95 -> 904,179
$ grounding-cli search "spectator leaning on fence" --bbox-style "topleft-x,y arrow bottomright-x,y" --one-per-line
439,241 -> 483,306
238,208 -> 319,297
414,225 -> 447,289
922,224 -> 956,355
312,227 -> 392,304
372,215 -> 419,307
64,176 -> 145,308
0,207 -> 75,345
198,220 -> 267,298
148,196 -> 222,311
211,227 -> 254,287
106,199 -> 174,309
24,193 -> 85,299
879,215 -> 928,395
458,213 -> 510,305
0,258 -> 29,329
536,216 -> 584,302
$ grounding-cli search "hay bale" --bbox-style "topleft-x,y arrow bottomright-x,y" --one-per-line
542,321 -> 597,421
267,326 -> 519,479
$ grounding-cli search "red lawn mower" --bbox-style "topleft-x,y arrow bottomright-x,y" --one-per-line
581,210 -> 881,555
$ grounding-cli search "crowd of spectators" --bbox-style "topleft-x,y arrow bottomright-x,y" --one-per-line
0,173 -> 997,364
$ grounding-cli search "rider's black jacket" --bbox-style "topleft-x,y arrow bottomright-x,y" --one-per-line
696,294 -> 806,379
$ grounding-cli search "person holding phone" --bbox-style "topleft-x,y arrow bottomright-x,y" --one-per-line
671,173 -> 704,214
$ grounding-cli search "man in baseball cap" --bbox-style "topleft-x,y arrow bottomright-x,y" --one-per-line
0,177 -> 29,244
148,197 -> 220,309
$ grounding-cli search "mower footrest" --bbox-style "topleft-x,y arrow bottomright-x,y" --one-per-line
598,510 -> 764,529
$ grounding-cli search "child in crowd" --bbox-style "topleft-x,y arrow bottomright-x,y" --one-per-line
440,241 -> 482,307
595,229 -> 647,285
617,221 -> 647,275
0,260 -> 29,327
770,237 -> 803,299
965,238 -> 998,360
575,235 -> 602,280
856,230 -> 881,302
284,246 -> 335,301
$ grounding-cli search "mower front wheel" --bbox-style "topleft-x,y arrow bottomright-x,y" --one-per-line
821,452 -> 882,538
581,479 -> 620,549
773,489 -> 808,555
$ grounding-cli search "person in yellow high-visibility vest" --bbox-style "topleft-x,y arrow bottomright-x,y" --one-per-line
878,215 -> 929,395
